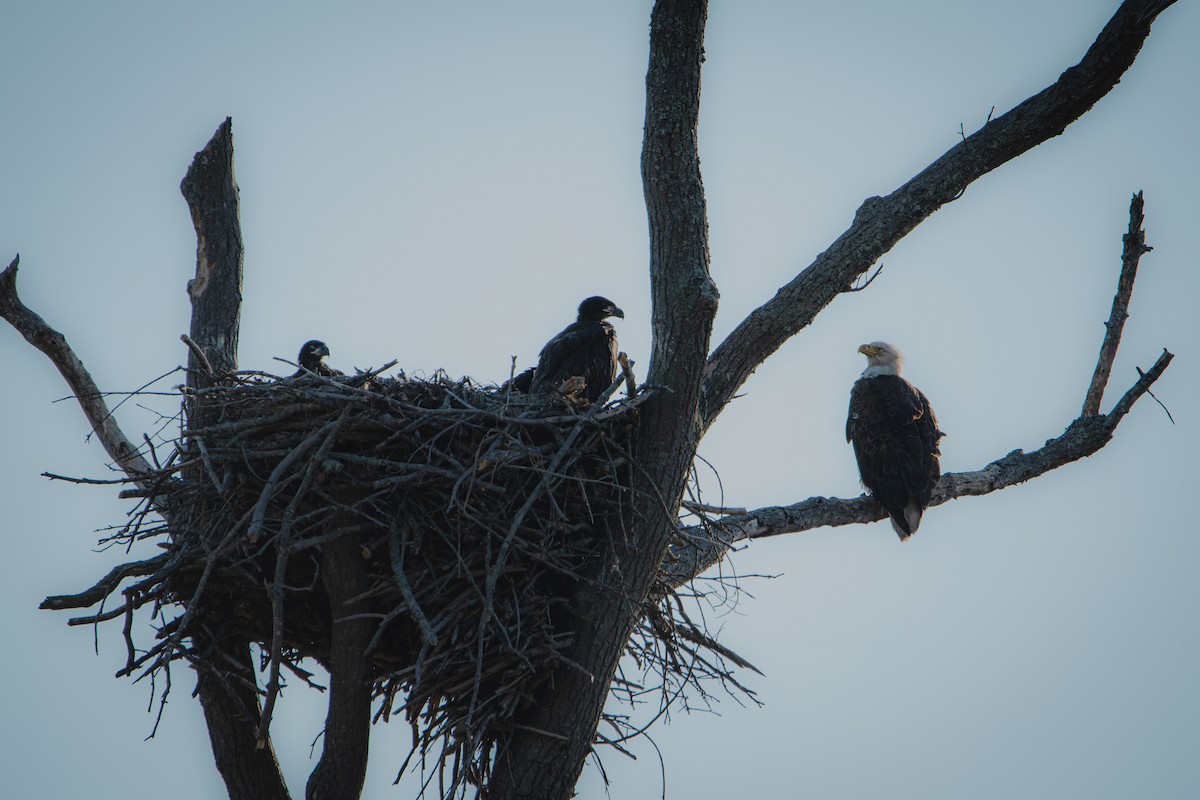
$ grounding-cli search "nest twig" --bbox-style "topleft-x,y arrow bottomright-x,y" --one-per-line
43,369 -> 757,796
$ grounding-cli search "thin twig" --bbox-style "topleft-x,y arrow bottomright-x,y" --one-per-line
389,525 -> 440,647
1083,191 -> 1152,415
180,334 -> 214,378
846,262 -> 884,292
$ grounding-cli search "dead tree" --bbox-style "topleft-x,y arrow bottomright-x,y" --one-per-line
0,1 -> 1180,799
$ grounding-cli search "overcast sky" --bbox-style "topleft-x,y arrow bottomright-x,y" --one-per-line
2,2 -> 1198,798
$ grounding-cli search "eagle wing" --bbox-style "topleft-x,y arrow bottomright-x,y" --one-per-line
847,375 -> 942,535
531,320 -> 618,402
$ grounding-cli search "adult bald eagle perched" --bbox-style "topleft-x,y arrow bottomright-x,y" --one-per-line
846,341 -> 943,540
530,296 -> 624,403
293,340 -> 344,378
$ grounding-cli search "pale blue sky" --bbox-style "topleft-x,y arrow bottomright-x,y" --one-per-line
2,2 -> 1197,798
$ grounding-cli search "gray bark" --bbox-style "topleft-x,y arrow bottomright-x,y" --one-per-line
181,117 -> 243,385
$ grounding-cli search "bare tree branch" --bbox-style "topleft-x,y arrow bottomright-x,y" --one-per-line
670,186 -> 1175,588
0,256 -> 159,489
0,126 -> 286,799
1083,191 -> 1151,415
698,0 -> 1179,432
672,187 -> 1175,582
667,349 -> 1172,587
181,333 -> 215,379
39,555 -> 169,611
1106,347 -> 1173,424
641,0 -> 718,395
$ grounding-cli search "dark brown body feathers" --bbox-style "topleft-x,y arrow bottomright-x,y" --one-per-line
530,296 -> 623,403
847,374 -> 942,539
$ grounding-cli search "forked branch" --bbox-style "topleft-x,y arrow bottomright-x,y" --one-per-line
1083,191 -> 1151,415
668,195 -> 1173,586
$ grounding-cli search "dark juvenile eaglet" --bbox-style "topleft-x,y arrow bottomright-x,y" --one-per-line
501,366 -> 537,394
293,339 -> 344,378
846,341 -> 944,540
530,296 -> 624,403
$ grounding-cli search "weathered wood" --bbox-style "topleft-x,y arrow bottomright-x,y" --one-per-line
0,256 -> 158,487
1083,192 -> 1151,415
181,116 -> 243,385
180,118 -> 292,800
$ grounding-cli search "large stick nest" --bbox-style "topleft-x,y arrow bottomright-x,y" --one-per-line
178,373 -> 634,655
51,369 -> 756,793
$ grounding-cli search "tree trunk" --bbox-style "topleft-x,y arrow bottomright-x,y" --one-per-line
305,532 -> 376,800
193,626 -> 292,800
181,116 -> 243,385
487,2 -> 714,797
181,118 -> 293,800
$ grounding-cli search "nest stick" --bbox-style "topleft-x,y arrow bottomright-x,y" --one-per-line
258,409 -> 349,744
389,528 -> 440,647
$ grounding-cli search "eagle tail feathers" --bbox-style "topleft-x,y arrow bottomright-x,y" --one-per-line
888,501 -> 923,541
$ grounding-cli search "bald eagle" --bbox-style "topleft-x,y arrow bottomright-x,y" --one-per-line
293,340 -> 344,378
530,296 -> 624,403
846,341 -> 943,540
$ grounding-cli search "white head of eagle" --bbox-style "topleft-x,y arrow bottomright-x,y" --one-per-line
858,340 -> 904,377
846,341 -> 943,540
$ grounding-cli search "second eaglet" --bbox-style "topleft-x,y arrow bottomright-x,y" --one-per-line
531,296 -> 624,404
846,341 -> 944,540
293,339 -> 344,378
